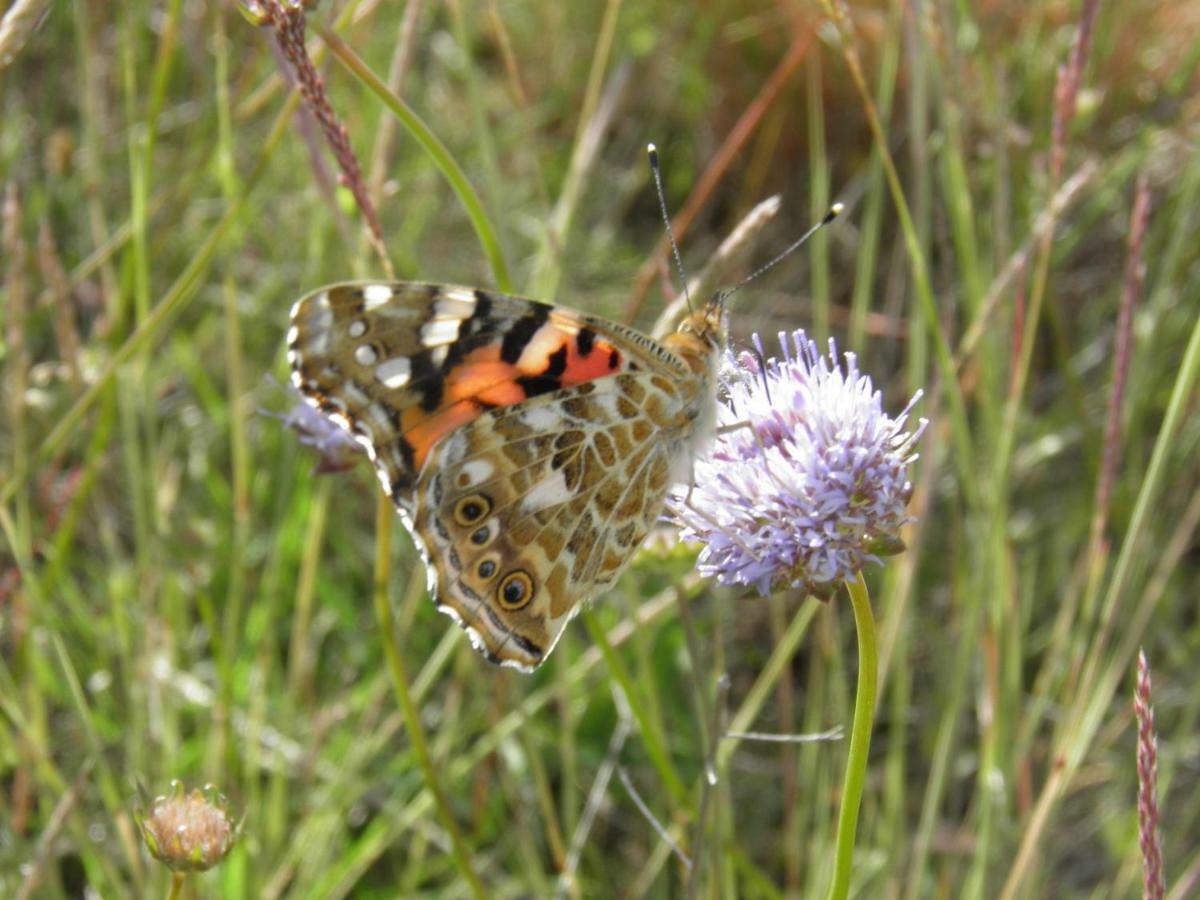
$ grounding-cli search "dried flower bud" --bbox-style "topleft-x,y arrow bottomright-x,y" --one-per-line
135,781 -> 239,873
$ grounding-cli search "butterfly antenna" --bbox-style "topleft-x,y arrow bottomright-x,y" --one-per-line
720,202 -> 844,304
648,144 -> 693,314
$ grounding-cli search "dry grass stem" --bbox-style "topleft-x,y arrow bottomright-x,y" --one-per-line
264,0 -> 394,277
1090,176 -> 1151,555
1135,649 -> 1165,900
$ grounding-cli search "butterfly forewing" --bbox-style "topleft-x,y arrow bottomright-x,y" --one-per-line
289,284 -> 684,500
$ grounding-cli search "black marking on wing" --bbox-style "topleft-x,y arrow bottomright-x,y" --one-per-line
513,343 -> 569,399
472,289 -> 493,322
411,351 -> 443,412
483,605 -> 507,633
442,291 -> 500,372
385,403 -> 403,430
398,435 -> 415,470
432,514 -> 451,542
576,327 -> 596,357
545,345 -> 568,378
386,436 -> 418,496
517,374 -> 564,399
501,308 -> 550,364
510,632 -> 544,659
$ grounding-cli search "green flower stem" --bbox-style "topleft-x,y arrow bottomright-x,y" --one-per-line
826,571 -> 878,900
166,872 -> 184,900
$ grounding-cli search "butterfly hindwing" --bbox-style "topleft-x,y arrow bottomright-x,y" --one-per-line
413,373 -> 690,670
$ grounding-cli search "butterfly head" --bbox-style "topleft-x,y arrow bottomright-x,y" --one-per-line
674,292 -> 729,352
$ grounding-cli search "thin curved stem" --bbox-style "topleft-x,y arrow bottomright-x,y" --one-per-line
826,571 -> 878,900
317,23 -> 512,292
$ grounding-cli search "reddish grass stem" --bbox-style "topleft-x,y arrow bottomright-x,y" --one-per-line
1090,176 -> 1150,556
1051,0 -> 1101,184
1135,649 -> 1165,900
621,26 -> 815,324
260,0 -> 394,278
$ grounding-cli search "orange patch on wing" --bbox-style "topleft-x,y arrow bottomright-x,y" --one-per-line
398,325 -> 630,469
402,400 -> 481,468
477,381 -> 527,406
519,323 -> 624,385
445,346 -> 526,407
561,337 -> 621,383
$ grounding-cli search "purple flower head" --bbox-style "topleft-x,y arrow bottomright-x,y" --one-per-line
667,330 -> 926,599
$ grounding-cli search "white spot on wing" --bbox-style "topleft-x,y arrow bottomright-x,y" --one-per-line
298,302 -> 333,334
354,344 -> 377,365
363,284 -> 394,309
595,392 -> 621,419
348,320 -> 367,338
521,471 -> 570,513
375,357 -> 411,388
520,405 -> 563,431
434,293 -> 477,318
421,317 -> 462,347
498,655 -> 537,673
459,459 -> 494,486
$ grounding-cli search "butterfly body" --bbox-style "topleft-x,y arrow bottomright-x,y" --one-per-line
288,282 -> 726,670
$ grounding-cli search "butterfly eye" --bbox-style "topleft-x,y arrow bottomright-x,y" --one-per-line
497,571 -> 534,611
477,558 -> 498,580
453,494 -> 492,527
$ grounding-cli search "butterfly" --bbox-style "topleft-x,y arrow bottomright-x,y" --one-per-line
287,282 -> 727,671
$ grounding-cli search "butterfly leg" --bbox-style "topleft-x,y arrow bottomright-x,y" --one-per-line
714,420 -> 754,437
671,421 -> 755,507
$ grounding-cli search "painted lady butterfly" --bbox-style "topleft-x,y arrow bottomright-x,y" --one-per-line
287,281 -> 726,671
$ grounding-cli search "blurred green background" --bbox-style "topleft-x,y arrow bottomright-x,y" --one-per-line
1,0 -> 1198,896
